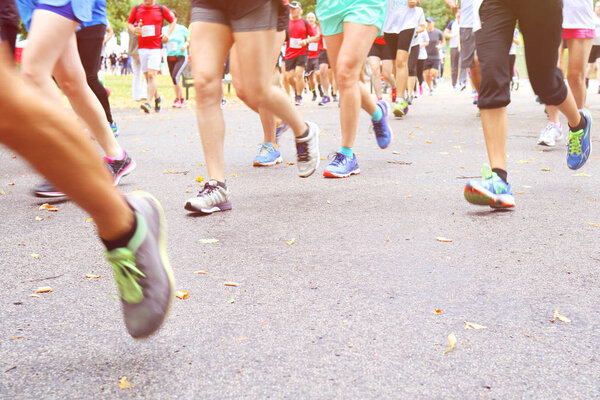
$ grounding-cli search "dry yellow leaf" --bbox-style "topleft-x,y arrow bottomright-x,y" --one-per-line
392,151 -> 400,154
28,294 -> 40,298
540,168 -> 551,172
229,173 -> 238,178
39,203 -> 58,212
30,253 -> 40,259
175,290 -> 189,299
7,182 -> 15,186
35,286 -> 53,293
119,377 -> 131,389
194,270 -> 209,274
425,140 -> 433,144
0,190 -> 5,195
235,336 -> 248,342
195,176 -> 204,183
35,217 -> 43,221
85,274 -> 101,279
286,238 -> 296,245
589,222 -> 600,227
9,336 -> 24,340
587,197 -> 596,201
185,190 -> 193,193
199,238 -> 219,244
286,162 -> 295,165
436,237 -> 453,242
197,162 -> 204,166
573,173 -> 592,177
320,157 -> 326,160
464,321 -> 488,330
432,309 -> 442,315
85,218 -> 94,223
443,333 -> 457,355
516,160 -> 529,164
224,282 -> 238,287
385,237 -> 391,242
552,307 -> 571,323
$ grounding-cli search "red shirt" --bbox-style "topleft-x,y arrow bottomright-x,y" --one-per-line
286,18 -> 316,60
128,4 -> 174,50
374,35 -> 386,45
307,23 -> 320,59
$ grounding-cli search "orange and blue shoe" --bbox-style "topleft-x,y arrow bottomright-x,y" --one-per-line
464,165 -> 515,209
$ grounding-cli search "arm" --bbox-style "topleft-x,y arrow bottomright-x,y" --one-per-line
303,25 -> 320,46
127,7 -> 141,35
103,24 -> 114,47
416,23 -> 426,33
513,35 -> 521,46
162,21 -> 176,43
444,28 -> 452,39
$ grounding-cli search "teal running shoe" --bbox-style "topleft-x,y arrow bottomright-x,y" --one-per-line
464,165 -> 515,209
253,143 -> 283,166
567,109 -> 592,170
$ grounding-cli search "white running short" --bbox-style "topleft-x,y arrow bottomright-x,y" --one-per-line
139,48 -> 162,72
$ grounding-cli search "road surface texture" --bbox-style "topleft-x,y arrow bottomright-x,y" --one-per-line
1,81 -> 599,399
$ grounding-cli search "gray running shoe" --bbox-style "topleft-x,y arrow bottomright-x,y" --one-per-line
106,191 -> 175,339
184,180 -> 232,214
33,180 -> 65,197
295,121 -> 320,178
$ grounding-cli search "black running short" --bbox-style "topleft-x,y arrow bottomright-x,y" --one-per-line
424,59 -> 439,70
306,57 -> 319,73
382,28 -> 415,60
167,55 -> 188,85
318,50 -> 329,66
368,42 -> 386,59
285,54 -> 307,71
589,45 -> 600,63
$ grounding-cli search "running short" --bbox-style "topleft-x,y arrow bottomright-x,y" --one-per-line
408,44 -> 419,76
17,0 -> 93,30
424,59 -> 439,70
285,54 -> 307,71
382,28 -> 415,59
167,55 -> 188,85
139,48 -> 162,72
460,27 -> 477,69
190,0 -> 277,32
277,3 -> 289,32
316,0 -> 387,36
563,28 -> 595,40
589,45 -> 600,63
36,2 -> 81,23
318,50 -> 330,66
368,42 -> 386,58
305,57 -> 319,74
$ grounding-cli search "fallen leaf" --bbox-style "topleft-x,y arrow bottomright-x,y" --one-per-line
464,321 -> 488,330
425,140 -> 433,144
0,190 -> 4,195
452,145 -> 461,149
9,336 -> 24,340
224,282 -> 238,287
392,151 -> 401,154
199,238 -> 219,244
85,218 -> 94,223
286,162 -> 295,165
85,274 -> 101,279
589,222 -> 600,227
28,294 -> 40,298
587,197 -> 596,201
194,270 -> 209,274
185,190 -> 193,193
436,237 -> 453,242
385,237 -> 391,242
286,238 -> 296,245
573,173 -> 592,177
119,377 -> 132,389
320,157 -> 326,160
195,176 -> 204,183
35,217 -> 43,221
7,182 -> 15,186
235,336 -> 248,341
326,200 -> 331,204
523,185 -> 532,189
551,307 -> 571,323
163,170 -> 177,174
197,162 -> 204,166
516,160 -> 529,164
540,168 -> 551,172
228,294 -> 235,303
443,333 -> 457,355
35,286 -> 53,293
432,309 -> 442,315
175,290 -> 189,299
30,253 -> 40,259
39,203 -> 58,212
229,173 -> 238,178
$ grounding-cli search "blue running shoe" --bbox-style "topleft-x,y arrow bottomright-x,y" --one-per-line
567,109 -> 592,170
275,123 -> 290,145
110,121 -> 119,137
323,152 -> 360,178
253,143 -> 283,167
464,165 -> 515,209
318,96 -> 331,106
371,100 -> 393,149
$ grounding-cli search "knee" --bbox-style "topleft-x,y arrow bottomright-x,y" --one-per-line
567,70 -> 585,85
335,59 -> 359,90
193,75 -> 221,106
56,76 -> 84,98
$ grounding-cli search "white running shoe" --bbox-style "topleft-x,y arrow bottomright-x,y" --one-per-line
537,122 -> 563,147
295,121 -> 320,178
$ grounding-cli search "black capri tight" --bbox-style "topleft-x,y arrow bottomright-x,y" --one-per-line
417,59 -> 425,85
76,24 -> 113,124
167,56 -> 188,85
408,45 -> 419,77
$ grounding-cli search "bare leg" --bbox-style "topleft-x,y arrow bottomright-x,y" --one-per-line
368,56 -> 383,99
424,68 -> 432,89
294,65 -> 305,96
394,50 -> 409,99
319,62 -> 330,96
146,69 -> 159,104
566,38 -> 593,108
481,108 -> 508,170
381,60 -> 396,89
470,57 -> 481,93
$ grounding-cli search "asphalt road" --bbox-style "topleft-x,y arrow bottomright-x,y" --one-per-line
1,80 -> 599,399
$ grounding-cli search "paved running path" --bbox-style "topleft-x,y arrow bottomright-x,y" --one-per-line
1,81 -> 599,398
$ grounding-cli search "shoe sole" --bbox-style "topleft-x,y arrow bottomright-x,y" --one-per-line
464,183 -> 515,209
184,201 -> 232,214
393,108 -> 405,118
253,157 -> 283,167
127,190 -> 176,339
34,191 -> 66,198
114,159 -> 137,185
323,168 -> 361,178
140,105 -> 150,114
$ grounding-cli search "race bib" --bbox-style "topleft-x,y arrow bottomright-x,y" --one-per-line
290,37 -> 303,49
167,42 -> 178,52
308,42 -> 318,52
141,25 -> 155,37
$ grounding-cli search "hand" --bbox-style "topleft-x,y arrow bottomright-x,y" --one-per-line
161,35 -> 169,43
180,45 -> 186,52
408,0 -> 417,7
134,26 -> 142,36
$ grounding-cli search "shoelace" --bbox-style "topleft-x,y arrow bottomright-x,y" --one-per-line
328,152 -> 347,166
371,118 -> 387,138
198,182 -> 218,197
296,141 -> 309,162
568,130 -> 583,155
106,247 -> 146,304
481,164 -> 493,180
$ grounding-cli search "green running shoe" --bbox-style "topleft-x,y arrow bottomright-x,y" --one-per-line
106,191 -> 175,339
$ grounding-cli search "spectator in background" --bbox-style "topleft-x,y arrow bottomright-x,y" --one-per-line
445,11 -> 466,90
162,10 -> 189,108
120,52 -> 129,75
129,30 -> 147,101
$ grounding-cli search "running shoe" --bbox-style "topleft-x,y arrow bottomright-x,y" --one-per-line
33,180 -> 65,198
275,123 -> 290,145
295,95 -> 303,106
407,96 -> 413,105
567,109 -> 593,170
393,98 -> 408,118
253,143 -> 283,167
318,96 -> 331,106
104,152 -> 137,185
419,84 -> 423,96
172,98 -> 180,108
464,165 -> 515,209
107,191 -> 175,338
433,78 -> 438,89
221,98 -> 227,108
323,152 -> 360,178
537,122 -> 563,147
155,96 -> 162,112
179,99 -> 186,107
473,93 -> 478,105
332,94 -> 338,102
312,91 -> 318,102
140,103 -> 151,114
391,89 -> 397,103
459,83 -> 467,91
295,121 -> 320,178
184,180 -> 232,214
371,100 -> 393,149
110,121 -> 119,137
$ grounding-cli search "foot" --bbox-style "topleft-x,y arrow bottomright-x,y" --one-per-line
312,92 -> 318,101
104,152 -> 136,185
179,99 -> 186,107
372,100 -> 393,149
464,165 -> 515,209
459,83 -> 467,91
184,180 -> 232,214
318,96 -> 331,106
275,123 -> 290,145
32,180 -> 65,198
253,143 -> 283,167
393,98 -> 408,118
106,191 -> 175,338
332,94 -> 338,102
391,89 -> 397,103
295,121 -> 320,178
567,109 -> 593,170
295,95 -> 303,106
110,121 -> 119,137
407,96 -> 413,105
323,152 -> 360,178
172,98 -> 180,108
155,96 -> 162,112
537,122 -> 563,147
140,103 -> 151,114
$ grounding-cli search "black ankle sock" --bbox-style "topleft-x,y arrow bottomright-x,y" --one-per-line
568,112 -> 586,132
297,123 -> 309,139
102,213 -> 138,251
216,180 -> 227,189
492,168 -> 508,183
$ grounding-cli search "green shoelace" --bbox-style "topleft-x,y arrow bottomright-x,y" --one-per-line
106,247 -> 146,304
568,130 -> 583,155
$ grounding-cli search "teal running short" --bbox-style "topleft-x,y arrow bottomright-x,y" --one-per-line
316,0 -> 387,36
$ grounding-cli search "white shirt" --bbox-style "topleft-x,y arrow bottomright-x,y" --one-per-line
460,0 -> 474,28
563,0 -> 594,29
417,30 -> 429,60
448,20 -> 460,48
594,14 -> 600,45
509,28 -> 519,55
383,1 -> 425,33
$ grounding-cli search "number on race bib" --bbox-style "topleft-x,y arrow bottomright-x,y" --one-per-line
308,42 -> 318,52
141,25 -> 155,37
290,37 -> 303,49
167,42 -> 177,52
